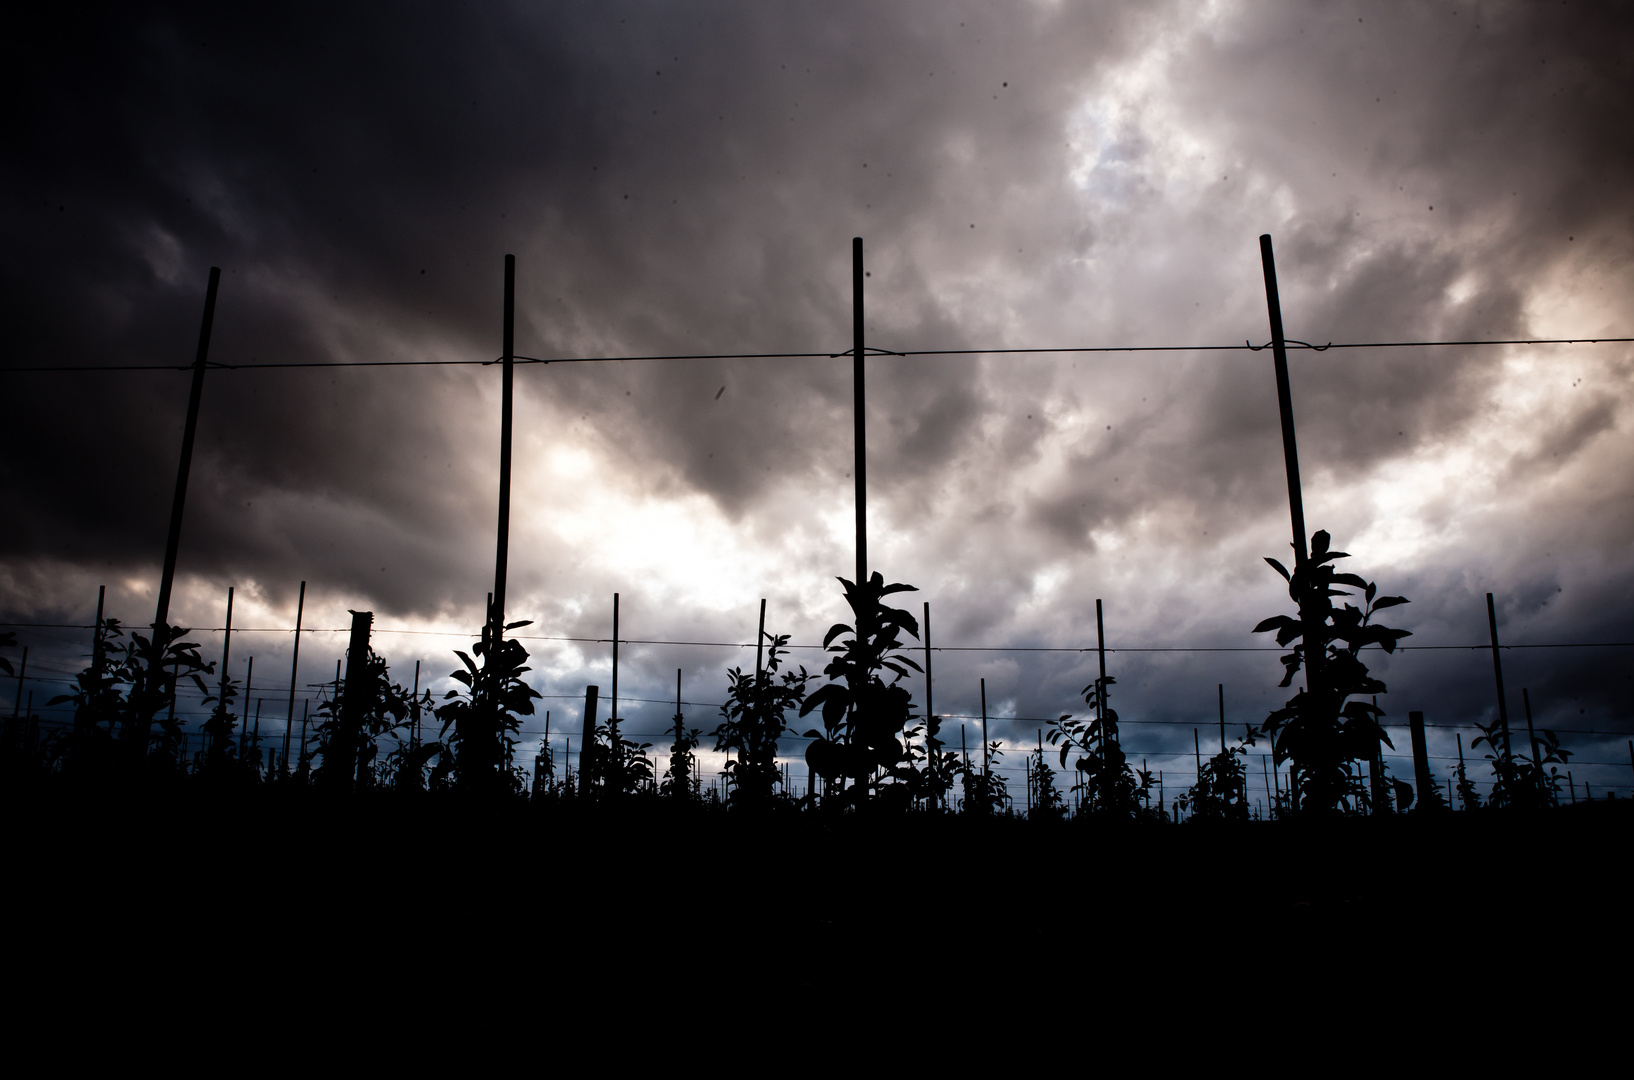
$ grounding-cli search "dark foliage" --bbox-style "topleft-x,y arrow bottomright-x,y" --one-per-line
713,632 -> 808,809
1254,530 -> 1411,815
434,620 -> 541,794
800,572 -> 923,811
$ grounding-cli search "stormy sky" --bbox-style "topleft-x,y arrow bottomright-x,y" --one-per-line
5,1 -> 1633,801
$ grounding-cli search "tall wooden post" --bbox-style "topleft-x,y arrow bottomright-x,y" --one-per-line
1455,733 -> 1468,810
152,267 -> 222,639
1095,599 -> 1109,720
492,254 -> 516,638
1522,688 -> 1545,801
218,587 -> 235,751
238,655 -> 254,756
1485,593 -> 1514,767
134,267 -> 221,756
610,594 -> 620,726
409,659 -> 421,753
923,600 -> 935,802
581,684 -> 600,792
1257,236 -> 1320,696
852,237 -> 868,590
1408,710 -> 1434,811
284,580 -> 305,762
922,602 -> 934,722
755,598 -> 767,683
79,586 -> 107,746
1194,728 -> 1202,786
1217,683 -> 1225,753
327,609 -> 373,790
979,678 -> 988,776
12,646 -> 26,719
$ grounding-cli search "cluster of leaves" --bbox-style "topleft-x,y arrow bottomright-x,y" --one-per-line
312,646 -> 416,789
433,619 -> 542,794
1473,719 -> 1572,811
713,632 -> 809,808
579,710 -> 654,799
959,740 -> 1010,815
1046,674 -> 1141,817
1187,727 -> 1258,822
1254,530 -> 1410,815
1454,751 -> 1483,812
800,573 -> 924,811
661,704 -> 702,799
1029,740 -> 1065,819
42,620 -> 213,773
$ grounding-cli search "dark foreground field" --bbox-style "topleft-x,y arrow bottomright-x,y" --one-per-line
7,781 -> 1629,1027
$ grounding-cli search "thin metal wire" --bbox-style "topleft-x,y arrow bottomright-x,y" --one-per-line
4,336 -> 1630,373
3,620 -> 1630,653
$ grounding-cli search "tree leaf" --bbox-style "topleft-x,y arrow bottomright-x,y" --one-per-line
1264,557 -> 1291,581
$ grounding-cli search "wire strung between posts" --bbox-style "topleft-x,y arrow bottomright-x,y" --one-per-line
2,621 -> 1631,654
4,336 -> 1631,372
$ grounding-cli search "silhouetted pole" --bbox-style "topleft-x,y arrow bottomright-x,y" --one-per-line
328,610 -> 372,790
492,254 -> 516,638
755,598 -> 767,682
1095,599 -> 1109,727
979,678 -> 988,776
12,646 -> 26,719
1369,693 -> 1386,813
1522,688 -> 1545,802
1484,593 -> 1513,764
1217,683 -> 1225,753
152,267 -> 221,641
1194,728 -> 1202,786
1257,236 -> 1320,696
611,594 -> 620,726
1262,755 -> 1272,815
923,601 -> 934,722
581,684 -> 600,791
1456,734 -> 1468,809
80,586 -> 107,746
409,660 -> 421,753
1408,711 -> 1434,811
238,655 -> 254,756
852,237 -> 868,588
923,601 -> 935,802
298,699 -> 309,773
218,587 -> 235,752
1095,599 -> 1111,807
285,580 -> 305,762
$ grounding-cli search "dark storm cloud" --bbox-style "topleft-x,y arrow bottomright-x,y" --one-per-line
3,0 -> 1155,615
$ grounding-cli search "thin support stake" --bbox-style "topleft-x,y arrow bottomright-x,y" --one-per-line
1486,593 -> 1513,763
285,580 -> 305,758
492,254 -> 516,636
1257,235 -> 1309,570
1522,688 -> 1545,801
852,236 -> 867,588
1258,236 -> 1321,702
153,266 -> 221,636
980,678 -> 988,776
755,598 -> 766,683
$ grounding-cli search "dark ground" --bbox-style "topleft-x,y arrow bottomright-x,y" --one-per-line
6,780 -> 1629,1036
